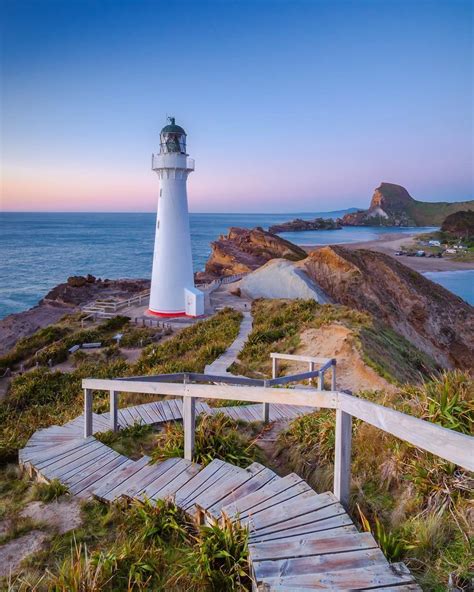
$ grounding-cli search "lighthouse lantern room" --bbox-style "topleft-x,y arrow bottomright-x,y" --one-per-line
148,118 -> 204,317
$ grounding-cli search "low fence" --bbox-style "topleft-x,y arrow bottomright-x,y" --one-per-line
82,354 -> 473,509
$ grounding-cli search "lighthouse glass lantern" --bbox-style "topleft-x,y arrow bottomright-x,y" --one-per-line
148,117 -> 204,318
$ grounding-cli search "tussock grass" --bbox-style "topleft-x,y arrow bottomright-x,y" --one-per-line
275,371 -> 474,589
152,413 -> 262,468
230,299 -> 437,383
6,498 -> 251,591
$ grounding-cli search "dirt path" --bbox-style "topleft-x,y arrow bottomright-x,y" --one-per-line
293,324 -> 396,394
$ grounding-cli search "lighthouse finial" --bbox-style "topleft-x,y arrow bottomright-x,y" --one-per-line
168,116 -> 175,125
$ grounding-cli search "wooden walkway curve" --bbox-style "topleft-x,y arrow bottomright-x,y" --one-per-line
19,399 -> 421,591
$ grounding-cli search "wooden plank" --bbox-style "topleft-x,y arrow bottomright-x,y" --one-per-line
253,547 -> 387,580
270,353 -> 333,364
140,403 -> 162,424
334,408 -> 352,508
194,466 -> 265,512
21,438 -> 92,464
221,473 -> 308,518
81,378 -> 337,410
160,400 -> 174,421
248,531 -> 377,561
121,458 -> 182,498
47,445 -> 114,481
138,459 -> 190,499
150,462 -> 202,500
118,407 -> 135,427
149,401 -> 167,422
255,561 -> 415,589
133,405 -> 153,425
182,463 -> 245,511
174,459 -> 227,506
61,452 -> 121,487
208,468 -> 277,517
89,459 -> 140,499
84,388 -> 92,437
69,455 -> 131,495
101,456 -> 153,501
35,439 -> 100,471
337,392 -> 474,472
249,514 -> 354,543
183,395 -> 195,461
247,492 -> 338,532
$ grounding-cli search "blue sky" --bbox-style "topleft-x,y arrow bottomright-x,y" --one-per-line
1,0 -> 472,212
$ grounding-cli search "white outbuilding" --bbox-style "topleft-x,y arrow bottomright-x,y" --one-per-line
148,118 -> 204,318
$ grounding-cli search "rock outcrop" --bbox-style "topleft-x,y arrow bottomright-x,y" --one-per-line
269,218 -> 341,233
0,277 -> 150,356
441,210 -> 474,240
239,259 -> 330,303
341,182 -> 474,227
304,245 -> 474,369
200,227 -> 307,279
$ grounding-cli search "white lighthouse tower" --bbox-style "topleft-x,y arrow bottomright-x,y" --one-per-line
148,118 -> 204,317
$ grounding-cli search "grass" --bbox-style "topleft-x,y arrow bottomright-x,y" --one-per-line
275,370 -> 474,590
151,413 -> 263,468
6,498 -> 251,591
95,423 -> 157,459
0,308 -> 243,465
230,299 -> 437,384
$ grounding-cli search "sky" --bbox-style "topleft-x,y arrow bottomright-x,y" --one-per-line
1,0 -> 472,213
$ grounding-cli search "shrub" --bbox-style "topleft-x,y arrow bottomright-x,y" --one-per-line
31,479 -> 69,502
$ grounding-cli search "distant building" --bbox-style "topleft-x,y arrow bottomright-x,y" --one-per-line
428,240 -> 441,247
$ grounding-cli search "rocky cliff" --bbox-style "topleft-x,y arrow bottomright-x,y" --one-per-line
342,182 -> 474,227
199,227 -> 307,279
304,245 -> 474,369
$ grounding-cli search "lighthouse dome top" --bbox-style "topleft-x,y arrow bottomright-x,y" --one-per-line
160,117 -> 187,154
160,117 -> 186,135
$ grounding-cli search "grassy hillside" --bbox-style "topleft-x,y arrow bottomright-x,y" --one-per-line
408,199 -> 474,226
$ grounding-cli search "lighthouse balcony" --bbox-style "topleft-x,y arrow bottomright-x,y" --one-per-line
152,153 -> 195,171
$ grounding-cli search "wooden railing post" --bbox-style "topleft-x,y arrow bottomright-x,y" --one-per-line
317,370 -> 323,390
308,361 -> 315,385
334,408 -> 352,509
84,388 -> 93,437
263,358 -> 277,425
183,374 -> 195,461
110,390 -> 118,432
331,360 -> 337,390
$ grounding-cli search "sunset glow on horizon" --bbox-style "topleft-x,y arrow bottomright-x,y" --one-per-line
1,0 -> 472,213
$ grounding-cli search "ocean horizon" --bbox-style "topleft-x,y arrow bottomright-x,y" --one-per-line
0,211 -> 471,319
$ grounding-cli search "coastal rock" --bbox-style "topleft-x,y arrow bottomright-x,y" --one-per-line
239,259 -> 330,303
0,277 -> 150,355
441,210 -> 474,239
304,245 -> 474,369
201,227 -> 307,279
341,182 -> 474,227
269,217 -> 341,233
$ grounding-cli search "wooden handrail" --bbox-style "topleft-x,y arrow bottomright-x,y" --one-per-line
82,373 -> 474,509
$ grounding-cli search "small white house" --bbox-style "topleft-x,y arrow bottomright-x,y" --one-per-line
428,240 -> 441,247
445,248 -> 457,254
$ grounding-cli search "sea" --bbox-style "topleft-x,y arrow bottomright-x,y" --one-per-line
0,212 -> 472,319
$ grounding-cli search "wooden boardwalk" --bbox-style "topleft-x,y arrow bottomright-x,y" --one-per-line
19,399 -> 421,591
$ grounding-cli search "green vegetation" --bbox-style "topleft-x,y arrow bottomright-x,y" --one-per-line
135,308 -> 242,374
6,498 -> 251,591
275,371 -> 474,590
230,299 -> 437,383
30,479 -> 69,502
95,423 -> 157,459
152,413 -> 263,468
0,308 -> 242,464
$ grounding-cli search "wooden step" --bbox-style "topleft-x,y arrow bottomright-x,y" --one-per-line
100,456 -> 153,501
148,462 -> 202,501
174,459 -> 228,507
70,455 -> 132,497
256,561 -> 417,589
120,458 -> 183,499
221,473 -> 311,519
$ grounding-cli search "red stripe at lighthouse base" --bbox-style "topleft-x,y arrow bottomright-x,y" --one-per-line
147,309 -> 188,318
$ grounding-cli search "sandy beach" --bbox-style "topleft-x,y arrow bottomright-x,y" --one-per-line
302,232 -> 474,273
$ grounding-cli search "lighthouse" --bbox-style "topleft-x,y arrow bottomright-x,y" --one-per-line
148,118 -> 204,317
